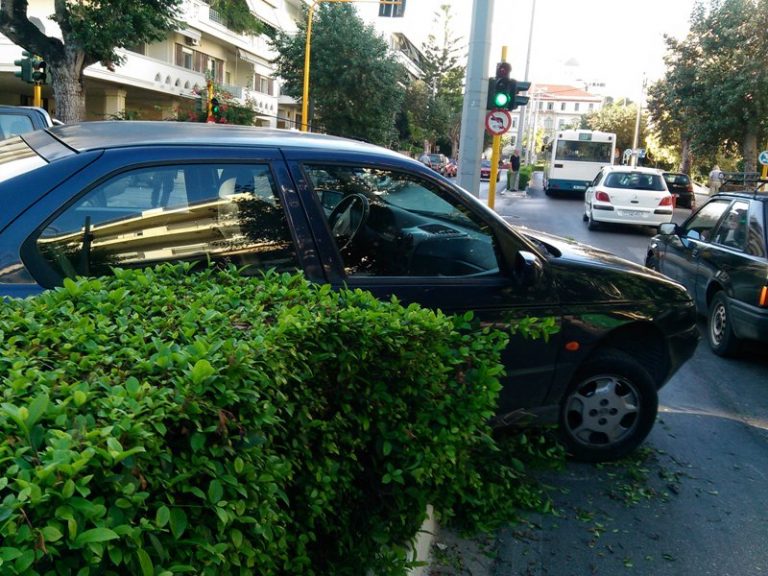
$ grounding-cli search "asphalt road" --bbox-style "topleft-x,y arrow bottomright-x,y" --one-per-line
432,178 -> 768,576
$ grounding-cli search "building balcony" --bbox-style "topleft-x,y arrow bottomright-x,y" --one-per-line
179,0 -> 279,63
86,49 -> 207,100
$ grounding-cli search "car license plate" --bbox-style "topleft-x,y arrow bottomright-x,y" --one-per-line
620,210 -> 645,217
573,185 -> 585,190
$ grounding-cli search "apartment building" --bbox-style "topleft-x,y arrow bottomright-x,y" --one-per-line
0,0 -> 304,128
510,83 -> 605,149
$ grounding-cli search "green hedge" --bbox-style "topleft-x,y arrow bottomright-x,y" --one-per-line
0,264 -> 557,575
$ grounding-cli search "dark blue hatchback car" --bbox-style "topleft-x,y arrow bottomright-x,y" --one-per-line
0,122 -> 699,461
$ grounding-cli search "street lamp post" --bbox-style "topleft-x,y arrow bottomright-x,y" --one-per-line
300,0 -> 401,132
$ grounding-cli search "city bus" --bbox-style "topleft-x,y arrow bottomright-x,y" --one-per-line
544,129 -> 616,195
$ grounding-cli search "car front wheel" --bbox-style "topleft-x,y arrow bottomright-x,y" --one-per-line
708,291 -> 739,356
559,349 -> 658,462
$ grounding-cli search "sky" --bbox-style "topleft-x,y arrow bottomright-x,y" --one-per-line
486,0 -> 700,98
362,0 -> 701,100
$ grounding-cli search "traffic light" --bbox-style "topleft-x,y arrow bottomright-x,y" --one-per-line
210,97 -> 220,118
31,56 -> 50,84
13,50 -> 33,84
487,61 -> 513,110
510,79 -> 531,110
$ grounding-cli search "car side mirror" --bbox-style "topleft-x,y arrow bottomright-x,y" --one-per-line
515,250 -> 543,286
658,222 -> 677,236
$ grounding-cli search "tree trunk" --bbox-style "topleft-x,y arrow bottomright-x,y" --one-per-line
743,129 -> 759,174
679,137 -> 693,174
51,45 -> 87,124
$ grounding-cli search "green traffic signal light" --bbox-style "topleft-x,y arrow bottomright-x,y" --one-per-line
211,98 -> 220,116
493,88 -> 511,108
487,61 -> 513,110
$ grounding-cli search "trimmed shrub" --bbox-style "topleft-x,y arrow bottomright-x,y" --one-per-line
0,264 -> 555,575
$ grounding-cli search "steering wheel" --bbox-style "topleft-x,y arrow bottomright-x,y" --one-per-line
327,193 -> 370,251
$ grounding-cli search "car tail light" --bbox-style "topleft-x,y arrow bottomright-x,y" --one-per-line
658,196 -> 673,206
759,285 -> 768,307
595,190 -> 611,202
686,183 -> 694,192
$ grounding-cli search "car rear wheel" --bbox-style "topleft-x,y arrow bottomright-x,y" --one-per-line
587,207 -> 600,231
559,349 -> 658,462
708,291 -> 739,356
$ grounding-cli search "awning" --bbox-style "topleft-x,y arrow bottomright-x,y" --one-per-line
237,49 -> 271,76
178,28 -> 201,42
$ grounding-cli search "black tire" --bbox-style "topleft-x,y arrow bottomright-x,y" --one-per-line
587,207 -> 600,231
559,349 -> 658,462
708,291 -> 739,357
645,252 -> 659,271
582,212 -> 589,222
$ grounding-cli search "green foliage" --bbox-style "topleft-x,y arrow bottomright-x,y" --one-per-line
582,100 -> 645,156
173,85 -> 258,125
0,264 -> 560,575
647,0 -> 768,173
398,5 -> 466,154
270,3 -> 404,145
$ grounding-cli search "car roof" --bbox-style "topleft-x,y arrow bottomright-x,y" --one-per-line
604,165 -> 662,175
40,121 -> 406,160
713,189 -> 768,202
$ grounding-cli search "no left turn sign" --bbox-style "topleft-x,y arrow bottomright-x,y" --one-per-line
485,110 -> 512,136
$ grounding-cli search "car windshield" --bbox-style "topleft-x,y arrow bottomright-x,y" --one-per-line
605,172 -> 665,191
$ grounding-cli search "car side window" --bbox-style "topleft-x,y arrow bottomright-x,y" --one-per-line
712,201 -> 749,250
36,163 -> 299,279
746,203 -> 767,257
682,200 -> 730,241
305,165 -> 501,277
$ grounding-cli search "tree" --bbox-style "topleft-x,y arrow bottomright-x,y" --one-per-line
270,3 -> 404,146
409,4 -> 465,156
0,0 -> 261,124
647,0 -> 768,174
582,99 -> 646,156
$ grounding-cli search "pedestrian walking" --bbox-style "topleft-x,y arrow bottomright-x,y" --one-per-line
708,164 -> 722,195
509,149 -> 521,191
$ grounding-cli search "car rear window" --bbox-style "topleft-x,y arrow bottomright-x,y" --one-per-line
664,173 -> 690,186
605,172 -> 665,191
0,136 -> 46,183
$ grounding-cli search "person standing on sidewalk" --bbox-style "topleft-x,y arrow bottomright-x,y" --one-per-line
708,165 -> 722,195
509,149 -> 521,191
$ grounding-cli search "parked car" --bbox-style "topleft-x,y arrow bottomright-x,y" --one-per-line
0,105 -> 53,139
0,121 -> 699,461
427,153 -> 449,174
645,185 -> 768,356
583,165 -> 674,231
480,159 -> 500,181
662,171 -> 696,209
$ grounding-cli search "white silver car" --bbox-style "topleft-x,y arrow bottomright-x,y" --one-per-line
583,166 -> 674,230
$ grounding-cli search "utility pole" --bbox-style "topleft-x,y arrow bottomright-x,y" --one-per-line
630,74 -> 646,167
457,0 -> 494,197
515,0 -> 536,156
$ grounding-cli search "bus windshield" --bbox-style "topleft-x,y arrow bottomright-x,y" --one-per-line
555,140 -> 614,163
